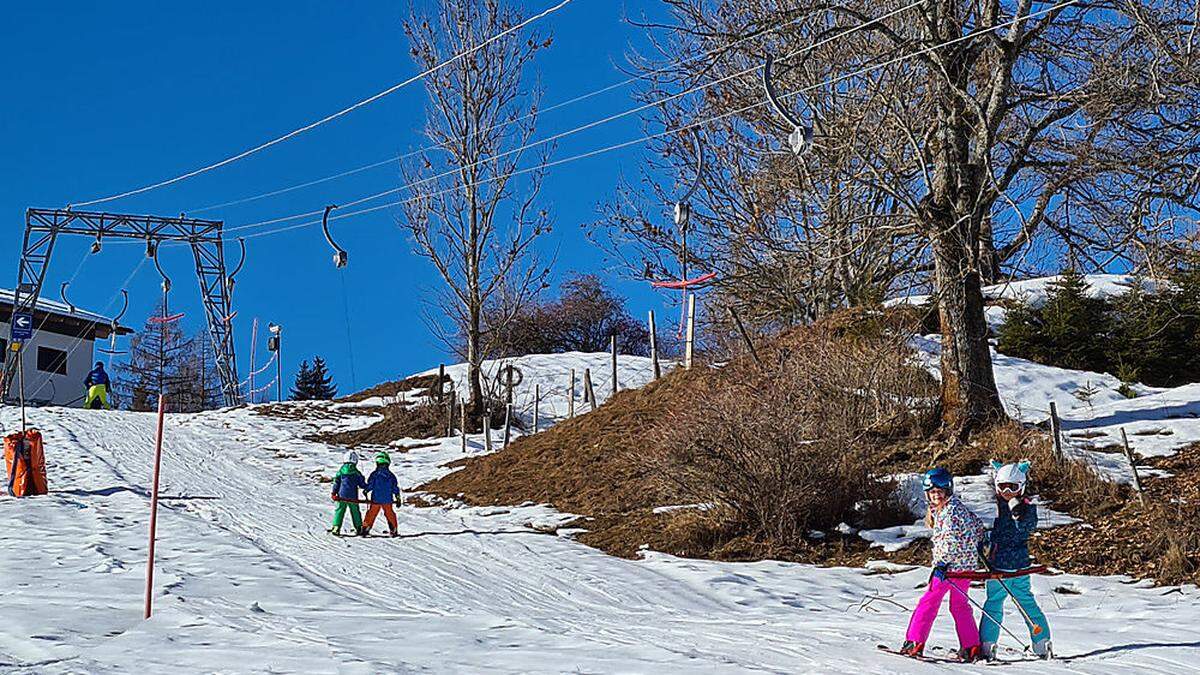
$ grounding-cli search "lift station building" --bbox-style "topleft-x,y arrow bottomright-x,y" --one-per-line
0,289 -> 132,406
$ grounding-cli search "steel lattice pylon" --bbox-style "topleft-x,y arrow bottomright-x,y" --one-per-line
3,208 -> 242,406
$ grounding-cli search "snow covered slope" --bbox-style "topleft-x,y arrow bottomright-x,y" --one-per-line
888,274 -> 1161,310
888,274 -> 1163,332
1,349 -> 1198,673
413,351 -> 662,430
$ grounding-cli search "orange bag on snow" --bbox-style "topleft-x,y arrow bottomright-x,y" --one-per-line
4,429 -> 47,497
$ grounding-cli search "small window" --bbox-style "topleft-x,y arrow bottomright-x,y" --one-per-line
36,346 -> 67,375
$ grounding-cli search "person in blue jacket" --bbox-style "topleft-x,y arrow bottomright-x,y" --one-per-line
362,451 -> 401,537
83,362 -> 111,409
980,459 -> 1052,660
329,451 -> 368,536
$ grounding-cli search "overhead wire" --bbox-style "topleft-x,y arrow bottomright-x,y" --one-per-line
229,0 -> 1076,243
186,6 -> 826,215
221,0 -> 933,235
71,0 -> 576,208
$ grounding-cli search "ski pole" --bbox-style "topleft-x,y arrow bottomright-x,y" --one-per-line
943,575 -> 1031,651
980,554 -> 1044,637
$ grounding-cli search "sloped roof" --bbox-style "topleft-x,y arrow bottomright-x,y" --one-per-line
0,287 -> 118,324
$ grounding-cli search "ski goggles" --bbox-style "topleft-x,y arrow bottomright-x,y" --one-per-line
996,482 -> 1022,492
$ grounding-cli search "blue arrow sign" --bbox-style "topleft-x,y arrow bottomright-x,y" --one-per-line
10,312 -> 33,341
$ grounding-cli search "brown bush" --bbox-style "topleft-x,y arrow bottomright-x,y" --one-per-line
649,326 -> 938,545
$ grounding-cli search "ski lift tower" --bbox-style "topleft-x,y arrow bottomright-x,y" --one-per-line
2,208 -> 243,406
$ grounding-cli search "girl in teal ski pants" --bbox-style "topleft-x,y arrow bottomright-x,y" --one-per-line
979,576 -> 1051,646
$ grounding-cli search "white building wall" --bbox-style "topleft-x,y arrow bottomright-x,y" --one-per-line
0,319 -> 96,406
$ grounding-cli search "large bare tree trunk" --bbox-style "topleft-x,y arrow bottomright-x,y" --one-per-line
931,228 -> 1005,433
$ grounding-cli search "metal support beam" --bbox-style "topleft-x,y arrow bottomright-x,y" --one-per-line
4,208 -> 242,406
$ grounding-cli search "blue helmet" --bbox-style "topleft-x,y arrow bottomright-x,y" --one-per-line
922,467 -> 953,494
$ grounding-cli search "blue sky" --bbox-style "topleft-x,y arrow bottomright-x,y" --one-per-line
0,1 -> 679,396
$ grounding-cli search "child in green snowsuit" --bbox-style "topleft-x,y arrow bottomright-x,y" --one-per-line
329,451 -> 368,536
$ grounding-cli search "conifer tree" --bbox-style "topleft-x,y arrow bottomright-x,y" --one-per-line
290,356 -> 338,400
998,270 -> 1111,373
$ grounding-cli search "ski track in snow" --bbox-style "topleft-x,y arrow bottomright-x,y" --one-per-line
1,351 -> 1198,673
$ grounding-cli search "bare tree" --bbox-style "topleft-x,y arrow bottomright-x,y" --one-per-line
602,0 -> 1199,436
400,0 -> 553,418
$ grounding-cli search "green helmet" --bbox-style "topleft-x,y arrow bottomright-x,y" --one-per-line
374,451 -> 391,465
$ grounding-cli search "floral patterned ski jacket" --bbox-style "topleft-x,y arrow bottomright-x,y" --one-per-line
930,495 -> 986,571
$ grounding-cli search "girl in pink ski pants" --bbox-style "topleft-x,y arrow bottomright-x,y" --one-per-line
905,576 -> 978,646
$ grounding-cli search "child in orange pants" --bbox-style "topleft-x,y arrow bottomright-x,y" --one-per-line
363,451 -> 401,537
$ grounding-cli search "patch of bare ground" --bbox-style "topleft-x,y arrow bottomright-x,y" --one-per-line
422,309 -> 943,566
1030,443 -> 1200,586
359,305 -> 1193,585
338,373 -> 446,403
306,403 -> 447,448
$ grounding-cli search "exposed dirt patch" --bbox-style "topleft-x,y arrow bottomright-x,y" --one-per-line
307,403 -> 448,448
422,309 -> 939,568
339,374 -> 447,403
1031,444 -> 1200,586
424,369 -> 696,516
254,402 -> 376,422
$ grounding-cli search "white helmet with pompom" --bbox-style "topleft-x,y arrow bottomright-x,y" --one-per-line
990,459 -> 1031,494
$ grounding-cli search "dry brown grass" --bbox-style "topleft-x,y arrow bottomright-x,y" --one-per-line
424,309 -> 939,560
649,324 -> 938,544
339,373 -> 446,403
308,403 -> 449,447
1032,444 -> 1200,586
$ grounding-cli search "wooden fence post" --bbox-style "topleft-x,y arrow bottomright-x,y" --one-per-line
568,369 -> 576,419
460,401 -> 467,454
436,363 -> 445,404
684,293 -> 697,370
1119,427 -> 1146,507
503,404 -> 512,449
1049,402 -> 1064,462
610,334 -> 618,396
483,414 -> 493,453
533,383 -> 540,431
648,310 -> 660,380
445,391 -> 454,438
505,364 -> 514,405
584,368 -> 597,412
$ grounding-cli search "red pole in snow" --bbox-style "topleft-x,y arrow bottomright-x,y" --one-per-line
145,394 -> 166,619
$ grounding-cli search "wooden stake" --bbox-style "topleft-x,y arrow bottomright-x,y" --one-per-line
1119,427 -> 1146,507
684,293 -> 697,370
533,383 -> 540,431
610,334 -> 618,395
502,404 -> 512,449
728,306 -> 760,364
483,414 -> 493,454
436,363 -> 445,404
584,368 -> 597,412
1049,402 -> 1064,462
505,364 -> 514,405
569,369 -> 576,418
648,310 -> 660,379
460,401 -> 467,454
445,391 -> 453,437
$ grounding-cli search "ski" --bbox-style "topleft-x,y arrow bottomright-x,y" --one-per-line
875,644 -> 960,664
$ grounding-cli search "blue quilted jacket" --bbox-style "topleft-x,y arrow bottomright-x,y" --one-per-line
988,497 -> 1037,571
